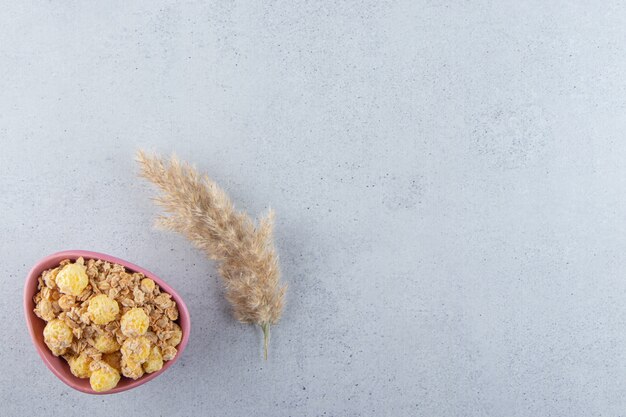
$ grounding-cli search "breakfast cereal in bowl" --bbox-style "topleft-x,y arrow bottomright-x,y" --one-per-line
30,255 -> 185,393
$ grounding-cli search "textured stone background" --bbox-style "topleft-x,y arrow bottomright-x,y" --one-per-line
1,1 -> 626,416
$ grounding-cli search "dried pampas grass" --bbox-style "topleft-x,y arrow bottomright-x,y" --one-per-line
136,151 -> 286,359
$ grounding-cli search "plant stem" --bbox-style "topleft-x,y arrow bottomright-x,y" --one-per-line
261,322 -> 270,360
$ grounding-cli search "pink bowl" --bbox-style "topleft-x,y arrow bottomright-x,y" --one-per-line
24,250 -> 190,394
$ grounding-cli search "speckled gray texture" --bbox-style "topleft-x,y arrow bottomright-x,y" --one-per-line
1,1 -> 626,416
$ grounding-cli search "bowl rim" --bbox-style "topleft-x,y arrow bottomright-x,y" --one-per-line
24,250 -> 190,395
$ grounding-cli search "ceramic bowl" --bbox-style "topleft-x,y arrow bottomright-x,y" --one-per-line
24,250 -> 190,394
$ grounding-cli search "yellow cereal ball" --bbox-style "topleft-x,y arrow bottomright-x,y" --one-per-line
121,336 -> 151,363
140,278 -> 155,293
55,263 -> 88,296
68,354 -> 92,378
168,323 -> 183,347
43,319 -> 73,356
121,358 -> 144,380
120,308 -> 149,337
89,364 -> 120,392
94,333 -> 121,353
87,294 -> 120,325
142,346 -> 163,374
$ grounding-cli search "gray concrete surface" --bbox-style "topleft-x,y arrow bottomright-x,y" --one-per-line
1,1 -> 626,416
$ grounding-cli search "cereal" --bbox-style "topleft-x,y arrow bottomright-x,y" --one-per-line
142,346 -> 163,374
43,319 -> 73,356
34,299 -> 55,321
167,323 -> 183,347
58,294 -> 76,311
90,363 -> 121,392
140,278 -> 155,293
56,262 -> 89,296
120,336 -> 151,363
101,351 -> 122,372
120,308 -> 149,337
88,294 -> 120,325
43,267 -> 59,289
94,333 -> 120,353
33,257 -> 182,392
121,358 -> 144,380
161,346 -> 177,361
67,353 -> 92,378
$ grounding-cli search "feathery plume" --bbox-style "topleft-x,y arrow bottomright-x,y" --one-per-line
136,151 -> 286,359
